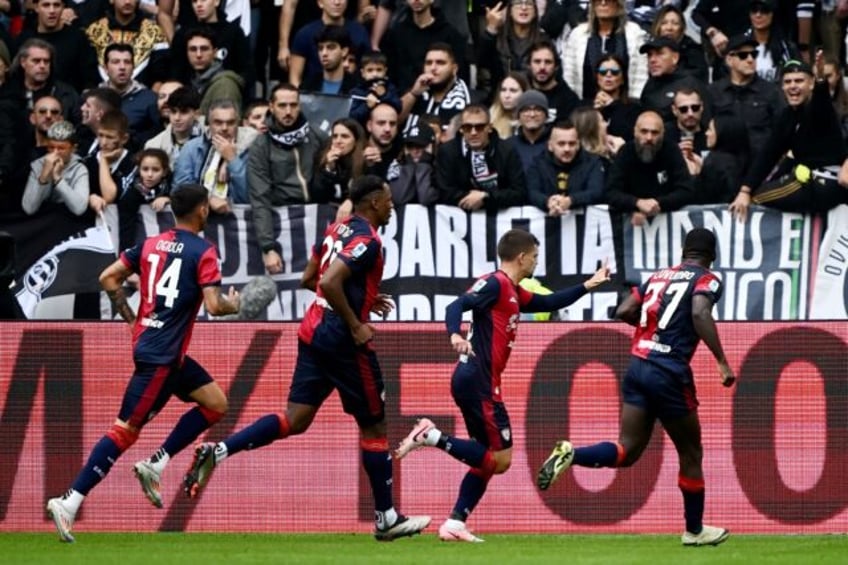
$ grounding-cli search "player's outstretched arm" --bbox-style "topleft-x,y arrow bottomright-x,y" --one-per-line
100,259 -> 136,325
203,285 -> 240,317
523,261 -> 611,313
692,294 -> 736,387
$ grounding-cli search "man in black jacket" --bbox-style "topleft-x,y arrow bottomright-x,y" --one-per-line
527,119 -> 604,215
639,36 -> 710,124
435,104 -> 526,211
730,56 -> 848,221
708,34 -> 786,155
605,110 -> 694,225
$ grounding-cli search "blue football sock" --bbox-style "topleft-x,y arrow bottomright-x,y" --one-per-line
362,446 -> 394,513
450,471 -> 490,521
679,476 -> 705,534
71,436 -> 122,495
436,435 -> 487,468
161,407 -> 214,457
222,414 -> 281,456
573,441 -> 620,468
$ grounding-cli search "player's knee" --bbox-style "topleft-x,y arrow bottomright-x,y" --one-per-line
492,451 -> 511,474
106,424 -> 139,453
198,405 -> 225,425
286,415 -> 311,436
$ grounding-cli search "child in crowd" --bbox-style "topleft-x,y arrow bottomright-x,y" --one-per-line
242,99 -> 269,134
349,52 -> 401,125
130,148 -> 172,212
85,110 -> 138,250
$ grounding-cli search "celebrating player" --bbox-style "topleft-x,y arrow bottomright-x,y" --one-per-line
536,227 -> 735,547
46,184 -> 241,543
394,228 -> 611,542
183,174 -> 431,541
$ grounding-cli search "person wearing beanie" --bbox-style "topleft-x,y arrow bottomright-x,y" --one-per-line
538,226 -> 735,548
22,120 -> 91,216
511,88 -> 551,174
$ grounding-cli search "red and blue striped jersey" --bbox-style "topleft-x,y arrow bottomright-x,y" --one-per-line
298,214 -> 384,347
630,260 -> 722,371
120,228 -> 222,365
455,270 -> 535,401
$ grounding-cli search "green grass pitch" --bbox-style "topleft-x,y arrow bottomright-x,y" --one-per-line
3,533 -> 847,565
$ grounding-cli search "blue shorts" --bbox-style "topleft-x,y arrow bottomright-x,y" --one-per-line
621,357 -> 698,420
289,339 -> 385,427
451,361 -> 512,451
118,355 -> 214,429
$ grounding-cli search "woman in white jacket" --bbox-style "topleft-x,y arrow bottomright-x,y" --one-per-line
561,0 -> 649,102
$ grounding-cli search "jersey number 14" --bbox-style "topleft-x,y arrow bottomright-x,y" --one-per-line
146,255 -> 182,308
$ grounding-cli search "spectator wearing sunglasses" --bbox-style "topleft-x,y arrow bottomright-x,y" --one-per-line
744,0 -> 802,83
708,34 -> 786,156
666,88 -> 707,178
639,36 -> 710,125
435,104 -> 527,211
593,54 -> 641,141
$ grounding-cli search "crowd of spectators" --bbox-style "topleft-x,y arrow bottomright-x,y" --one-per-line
3,0 -> 848,306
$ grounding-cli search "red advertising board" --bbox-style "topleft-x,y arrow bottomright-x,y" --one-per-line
1,322 -> 846,534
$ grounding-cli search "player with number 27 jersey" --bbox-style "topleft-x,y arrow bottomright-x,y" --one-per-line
121,228 -> 222,365
630,262 -> 722,378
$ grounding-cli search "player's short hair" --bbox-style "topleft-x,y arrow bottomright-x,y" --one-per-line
170,183 -> 208,217
350,174 -> 387,206
99,109 -> 129,135
498,229 -> 540,261
683,228 -> 716,261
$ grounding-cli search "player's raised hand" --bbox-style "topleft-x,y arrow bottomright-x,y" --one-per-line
584,259 -> 611,290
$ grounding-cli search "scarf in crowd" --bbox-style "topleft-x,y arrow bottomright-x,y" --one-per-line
462,139 -> 498,192
268,114 -> 311,148
199,138 -> 229,198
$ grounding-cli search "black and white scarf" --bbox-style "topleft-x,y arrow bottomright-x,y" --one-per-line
268,115 -> 311,148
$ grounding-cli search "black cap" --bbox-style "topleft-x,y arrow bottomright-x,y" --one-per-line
725,35 -> 758,54
639,36 -> 680,54
781,59 -> 814,76
683,228 -> 717,260
403,124 -> 435,147
749,0 -> 775,12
